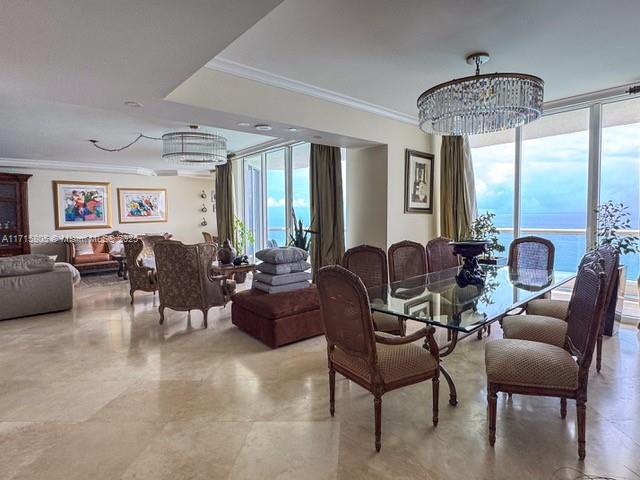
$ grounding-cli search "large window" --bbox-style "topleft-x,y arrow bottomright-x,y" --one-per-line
470,130 -> 515,250
238,142 -> 346,256
471,96 -> 640,312
521,109 -> 589,272
601,98 -> 640,282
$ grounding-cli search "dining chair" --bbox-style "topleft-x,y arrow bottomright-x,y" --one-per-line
507,236 -> 555,271
342,245 -> 405,336
388,240 -> 427,283
317,265 -> 440,452
504,245 -> 619,373
425,236 -> 459,273
154,240 -> 232,328
485,259 -> 607,459
202,231 -> 219,244
123,237 -> 157,304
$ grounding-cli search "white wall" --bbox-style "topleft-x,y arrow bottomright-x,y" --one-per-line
346,145 -> 387,250
168,68 -> 437,248
1,167 -> 215,257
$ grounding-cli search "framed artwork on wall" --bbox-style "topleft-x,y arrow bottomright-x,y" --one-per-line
404,149 -> 434,213
52,181 -> 112,230
117,188 -> 168,223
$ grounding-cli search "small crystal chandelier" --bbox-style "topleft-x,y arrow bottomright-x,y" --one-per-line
417,52 -> 544,135
162,125 -> 227,166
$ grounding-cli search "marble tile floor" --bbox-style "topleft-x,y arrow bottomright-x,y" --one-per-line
0,280 -> 639,480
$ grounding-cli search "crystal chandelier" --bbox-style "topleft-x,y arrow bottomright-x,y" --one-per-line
417,53 -> 544,135
162,125 -> 228,166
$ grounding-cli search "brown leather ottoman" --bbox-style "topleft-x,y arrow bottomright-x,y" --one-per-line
231,286 -> 323,348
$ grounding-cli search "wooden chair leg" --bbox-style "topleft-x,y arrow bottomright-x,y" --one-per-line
577,399 -> 586,459
596,334 -> 603,373
374,396 -> 382,452
159,305 -> 165,324
488,384 -> 498,446
432,376 -> 439,426
202,309 -> 209,328
560,398 -> 567,419
329,368 -> 336,417
129,290 -> 135,305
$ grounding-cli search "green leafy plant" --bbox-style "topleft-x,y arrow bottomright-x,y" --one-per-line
595,201 -> 640,255
233,216 -> 255,255
469,212 -> 505,259
288,209 -> 311,251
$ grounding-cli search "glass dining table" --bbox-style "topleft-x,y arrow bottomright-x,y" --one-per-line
367,264 -> 575,406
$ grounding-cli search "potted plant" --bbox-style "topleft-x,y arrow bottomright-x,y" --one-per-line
595,200 -> 640,336
233,216 -> 255,257
469,212 -> 506,265
288,210 -> 312,251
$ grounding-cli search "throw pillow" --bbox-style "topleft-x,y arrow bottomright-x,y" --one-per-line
74,241 -> 94,256
255,247 -> 308,264
108,240 -> 124,255
255,261 -> 311,275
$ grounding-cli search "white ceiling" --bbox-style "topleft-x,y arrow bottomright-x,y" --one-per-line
216,0 -> 640,117
0,0 -> 284,173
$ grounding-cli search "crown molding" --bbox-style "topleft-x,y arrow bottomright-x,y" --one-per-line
206,57 -> 418,125
0,158 -> 157,176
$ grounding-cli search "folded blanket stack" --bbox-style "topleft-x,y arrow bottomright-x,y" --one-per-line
253,247 -> 311,293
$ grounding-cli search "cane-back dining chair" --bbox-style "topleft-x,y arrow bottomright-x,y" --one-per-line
508,236 -> 555,271
485,259 -> 608,459
317,265 -> 440,452
343,245 -> 405,335
425,236 -> 459,273
388,240 -> 427,283
504,245 -> 619,373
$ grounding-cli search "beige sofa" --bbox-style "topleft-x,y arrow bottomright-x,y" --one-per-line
0,255 -> 75,321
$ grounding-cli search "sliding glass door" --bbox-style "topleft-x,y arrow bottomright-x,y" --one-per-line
265,148 -> 287,247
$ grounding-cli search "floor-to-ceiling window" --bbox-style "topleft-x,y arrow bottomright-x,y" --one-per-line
601,98 -> 640,282
470,95 -> 640,313
239,142 -> 347,256
470,130 -> 515,251
521,108 -> 590,272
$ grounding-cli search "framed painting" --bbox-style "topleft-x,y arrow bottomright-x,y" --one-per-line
404,149 -> 434,213
117,188 -> 168,223
53,181 -> 112,230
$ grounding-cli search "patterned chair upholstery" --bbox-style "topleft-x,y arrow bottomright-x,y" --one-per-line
317,265 -> 440,452
425,236 -> 459,273
485,260 -> 608,459
153,240 -> 232,328
503,246 -> 619,372
123,237 -> 157,304
342,245 -> 405,336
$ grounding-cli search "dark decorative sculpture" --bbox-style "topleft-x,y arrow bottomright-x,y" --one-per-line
450,240 -> 490,287
217,239 -> 236,265
233,254 -> 249,266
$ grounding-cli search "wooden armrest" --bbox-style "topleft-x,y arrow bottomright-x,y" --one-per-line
375,327 -> 431,345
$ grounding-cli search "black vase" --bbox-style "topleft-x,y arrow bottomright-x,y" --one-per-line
450,241 -> 490,288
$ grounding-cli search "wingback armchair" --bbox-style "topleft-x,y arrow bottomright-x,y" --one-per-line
123,237 -> 157,304
154,240 -> 232,328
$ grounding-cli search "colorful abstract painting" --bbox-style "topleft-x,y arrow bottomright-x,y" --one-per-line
53,181 -> 112,229
118,188 -> 167,223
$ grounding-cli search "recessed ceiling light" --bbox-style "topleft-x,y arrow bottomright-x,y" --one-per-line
287,127 -> 298,132
236,122 -> 251,127
255,124 -> 272,131
124,101 -> 143,108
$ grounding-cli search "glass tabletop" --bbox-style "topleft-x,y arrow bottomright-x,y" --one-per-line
368,265 -> 575,333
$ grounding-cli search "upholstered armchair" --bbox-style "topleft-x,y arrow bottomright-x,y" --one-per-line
342,245 -> 405,335
485,260 -> 607,459
123,237 -> 157,304
317,265 -> 440,452
503,246 -> 619,373
153,240 -> 232,328
425,236 -> 459,273
139,234 -> 171,259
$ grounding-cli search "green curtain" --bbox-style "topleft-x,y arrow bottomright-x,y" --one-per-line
310,144 -> 345,282
215,161 -> 234,245
440,135 -> 477,240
